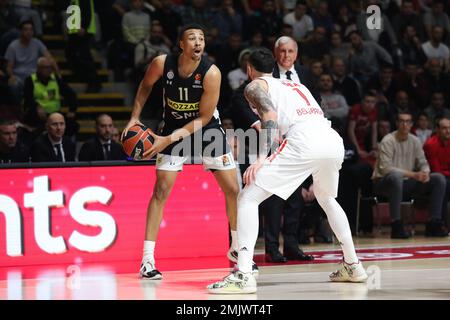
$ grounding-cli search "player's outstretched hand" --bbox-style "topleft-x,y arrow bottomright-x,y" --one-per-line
121,118 -> 144,141
243,158 -> 265,185
143,130 -> 171,159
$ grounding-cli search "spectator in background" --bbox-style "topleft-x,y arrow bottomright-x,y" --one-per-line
0,57 -> 13,105
311,0 -> 334,36
122,0 -> 151,46
282,0 -> 313,42
423,0 -> 450,39
246,0 -> 282,43
227,48 -> 250,91
11,0 -> 42,36
399,25 -> 428,66
0,118 -> 29,163
22,57 -> 78,138
356,0 -> 398,53
111,126 -> 120,143
5,20 -> 57,105
391,0 -> 425,42
150,0 -> 182,46
373,111 -> 447,238
181,0 -> 214,29
422,26 -> 450,71
78,114 -> 126,161
66,0 -> 102,93
424,116 -> 450,227
333,3 -> 356,39
31,112 -> 76,162
318,73 -> 349,124
329,31 -> 351,64
366,64 -> 396,103
213,0 -> 243,44
377,119 -> 392,142
413,113 -> 433,144
347,92 -> 378,167
330,57 -> 362,107
417,58 -> 450,104
299,26 -> 330,65
348,30 -> 393,85
133,22 -> 171,82
390,90 -> 420,125
424,91 -> 450,128
0,0 -> 20,56
394,63 -> 427,107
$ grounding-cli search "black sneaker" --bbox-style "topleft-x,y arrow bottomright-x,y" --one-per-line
425,220 -> 448,237
391,220 -> 411,239
139,260 -> 162,280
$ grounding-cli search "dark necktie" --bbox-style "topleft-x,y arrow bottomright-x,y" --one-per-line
54,143 -> 63,162
102,143 -> 111,160
285,70 -> 292,80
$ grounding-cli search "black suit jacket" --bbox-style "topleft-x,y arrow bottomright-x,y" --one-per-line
273,62 -> 321,105
78,137 -> 126,161
31,134 -> 76,162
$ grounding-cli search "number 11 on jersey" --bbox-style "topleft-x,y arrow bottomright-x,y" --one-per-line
179,87 -> 189,101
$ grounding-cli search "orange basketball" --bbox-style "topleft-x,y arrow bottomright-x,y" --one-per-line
121,124 -> 154,160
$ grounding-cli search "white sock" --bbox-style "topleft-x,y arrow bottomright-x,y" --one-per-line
237,184 -> 272,273
231,230 -> 238,251
143,240 -> 156,264
315,195 -> 359,264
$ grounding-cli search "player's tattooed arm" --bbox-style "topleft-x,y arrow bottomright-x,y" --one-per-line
244,81 -> 279,156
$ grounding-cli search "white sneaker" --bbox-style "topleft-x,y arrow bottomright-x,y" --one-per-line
329,260 -> 368,283
207,271 -> 257,294
139,260 -> 163,280
232,262 -> 259,278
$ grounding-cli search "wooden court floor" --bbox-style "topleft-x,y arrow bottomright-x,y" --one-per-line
1,235 -> 449,300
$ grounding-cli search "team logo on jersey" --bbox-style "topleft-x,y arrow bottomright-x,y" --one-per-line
194,73 -> 202,84
167,97 -> 199,111
222,155 -> 231,166
167,70 -> 174,80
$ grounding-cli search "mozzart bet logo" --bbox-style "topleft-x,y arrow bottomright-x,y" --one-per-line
0,175 -> 117,257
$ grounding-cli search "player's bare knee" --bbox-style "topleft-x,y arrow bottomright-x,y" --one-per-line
152,182 -> 171,202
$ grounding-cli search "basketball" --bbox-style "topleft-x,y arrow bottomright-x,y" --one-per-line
121,124 -> 154,160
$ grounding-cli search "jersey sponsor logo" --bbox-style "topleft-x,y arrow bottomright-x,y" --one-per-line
194,73 -> 202,85
192,85 -> 202,89
167,97 -> 199,111
167,70 -> 174,80
171,111 -> 199,120
222,154 -> 231,167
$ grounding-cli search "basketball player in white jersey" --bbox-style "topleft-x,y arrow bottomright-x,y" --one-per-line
207,48 -> 368,294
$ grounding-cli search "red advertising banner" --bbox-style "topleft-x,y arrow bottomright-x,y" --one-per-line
0,165 -> 229,268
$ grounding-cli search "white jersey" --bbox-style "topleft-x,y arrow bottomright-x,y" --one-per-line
259,76 -> 343,159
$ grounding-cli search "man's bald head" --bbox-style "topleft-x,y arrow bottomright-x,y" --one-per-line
96,114 -> 114,141
46,112 -> 65,141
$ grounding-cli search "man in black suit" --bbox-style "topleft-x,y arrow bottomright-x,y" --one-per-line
0,119 -> 30,163
31,112 -> 76,162
260,36 -> 315,263
78,114 -> 126,161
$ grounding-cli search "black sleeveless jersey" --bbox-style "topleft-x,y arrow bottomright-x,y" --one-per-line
161,54 -> 221,135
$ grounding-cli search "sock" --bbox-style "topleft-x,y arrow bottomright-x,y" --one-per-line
236,184 -> 271,273
143,240 -> 156,264
316,195 -> 359,264
231,230 -> 238,251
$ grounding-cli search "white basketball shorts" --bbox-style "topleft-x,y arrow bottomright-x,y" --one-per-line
254,138 -> 344,200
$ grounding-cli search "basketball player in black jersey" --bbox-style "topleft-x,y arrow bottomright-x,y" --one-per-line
123,24 -> 256,279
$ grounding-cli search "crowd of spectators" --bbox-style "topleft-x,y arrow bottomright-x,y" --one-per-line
0,0 -> 449,240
